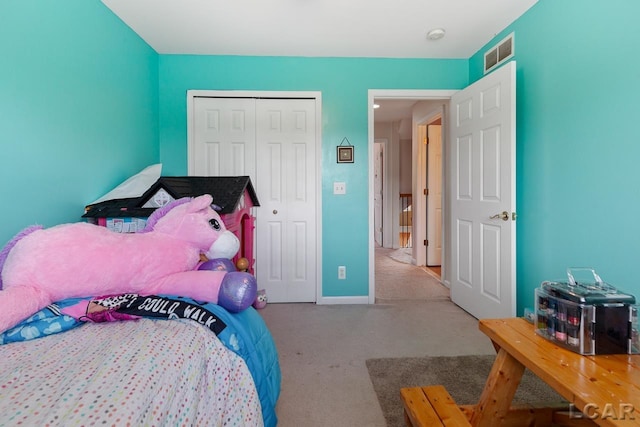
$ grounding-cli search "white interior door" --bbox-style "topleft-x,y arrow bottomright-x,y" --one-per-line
255,99 -> 317,303
426,124 -> 442,266
449,61 -> 516,319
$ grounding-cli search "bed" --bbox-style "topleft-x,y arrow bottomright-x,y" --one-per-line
0,294 -> 281,427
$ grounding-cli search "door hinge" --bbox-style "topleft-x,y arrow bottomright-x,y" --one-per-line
424,239 -> 428,246
424,188 -> 428,196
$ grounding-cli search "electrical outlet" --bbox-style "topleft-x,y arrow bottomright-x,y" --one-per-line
338,266 -> 346,279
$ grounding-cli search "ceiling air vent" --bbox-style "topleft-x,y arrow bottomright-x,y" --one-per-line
484,33 -> 514,74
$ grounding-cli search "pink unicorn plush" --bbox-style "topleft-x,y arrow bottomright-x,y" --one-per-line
0,194 -> 257,333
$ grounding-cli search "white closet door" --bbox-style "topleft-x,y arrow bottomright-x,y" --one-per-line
192,97 -> 256,178
255,99 -> 317,302
190,95 -> 318,303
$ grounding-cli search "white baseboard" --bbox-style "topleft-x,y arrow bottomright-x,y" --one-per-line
316,296 -> 370,305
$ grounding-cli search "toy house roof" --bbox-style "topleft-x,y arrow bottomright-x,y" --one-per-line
83,176 -> 259,219
82,197 -> 151,219
141,176 -> 259,213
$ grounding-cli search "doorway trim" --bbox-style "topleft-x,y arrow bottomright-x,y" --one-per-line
186,90 -> 323,303
415,109 -> 443,269
373,138 -> 388,247
368,89 -> 456,304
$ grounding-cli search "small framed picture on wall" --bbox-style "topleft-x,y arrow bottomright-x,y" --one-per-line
337,146 -> 354,163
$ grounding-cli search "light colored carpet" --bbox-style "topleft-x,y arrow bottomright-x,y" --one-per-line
259,247 -> 493,427
388,247 -> 413,264
367,354 -> 566,427
375,247 -> 449,301
260,300 -> 495,427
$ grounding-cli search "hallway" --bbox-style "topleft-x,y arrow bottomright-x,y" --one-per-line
375,247 -> 449,302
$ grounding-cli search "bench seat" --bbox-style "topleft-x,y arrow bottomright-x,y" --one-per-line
400,385 -> 471,427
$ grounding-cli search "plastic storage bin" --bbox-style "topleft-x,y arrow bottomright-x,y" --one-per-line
534,268 -> 639,355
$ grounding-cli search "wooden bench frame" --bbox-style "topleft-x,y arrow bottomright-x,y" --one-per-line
401,384 -> 597,427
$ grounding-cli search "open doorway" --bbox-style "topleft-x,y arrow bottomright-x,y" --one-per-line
367,90 -> 455,304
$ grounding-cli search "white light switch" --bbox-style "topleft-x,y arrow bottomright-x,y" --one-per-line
334,182 -> 346,195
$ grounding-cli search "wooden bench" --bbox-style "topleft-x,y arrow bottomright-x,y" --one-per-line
401,384 -> 597,427
400,385 -> 471,427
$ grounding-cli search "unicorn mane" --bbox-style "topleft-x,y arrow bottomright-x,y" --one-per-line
140,197 -> 191,233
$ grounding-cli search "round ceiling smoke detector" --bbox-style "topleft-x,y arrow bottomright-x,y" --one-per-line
427,28 -> 446,41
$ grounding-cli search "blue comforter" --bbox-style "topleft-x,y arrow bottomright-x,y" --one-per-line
197,300 -> 281,427
0,296 -> 281,427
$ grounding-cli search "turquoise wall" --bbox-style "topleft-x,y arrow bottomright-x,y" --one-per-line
0,0 -> 159,246
469,0 -> 640,313
158,56 -> 467,297
8,0 -> 634,311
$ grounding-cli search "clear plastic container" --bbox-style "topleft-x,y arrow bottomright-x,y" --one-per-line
534,268 -> 638,355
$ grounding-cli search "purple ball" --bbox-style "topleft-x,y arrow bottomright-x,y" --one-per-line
218,272 -> 258,313
198,258 -> 237,272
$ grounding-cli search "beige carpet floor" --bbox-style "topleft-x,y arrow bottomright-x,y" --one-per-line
375,247 -> 449,301
259,248 -> 494,427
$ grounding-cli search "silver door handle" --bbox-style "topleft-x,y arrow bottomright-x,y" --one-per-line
490,211 -> 509,221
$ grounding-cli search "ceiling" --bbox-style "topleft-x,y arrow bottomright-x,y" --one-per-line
101,0 -> 537,123
101,0 -> 537,59
374,99 -> 420,123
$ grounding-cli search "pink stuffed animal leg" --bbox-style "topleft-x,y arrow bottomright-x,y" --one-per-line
150,270 -> 257,313
0,286 -> 51,333
150,270 -> 228,304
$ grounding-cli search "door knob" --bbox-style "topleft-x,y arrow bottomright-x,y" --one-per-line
273,209 -> 278,215
490,211 -> 509,221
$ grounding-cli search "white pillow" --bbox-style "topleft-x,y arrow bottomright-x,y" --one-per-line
89,163 -> 162,204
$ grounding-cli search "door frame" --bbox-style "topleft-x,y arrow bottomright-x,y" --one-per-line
425,118 -> 443,267
368,89 -> 456,304
186,90 -> 323,302
373,138 -> 388,247
414,109 -> 443,268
